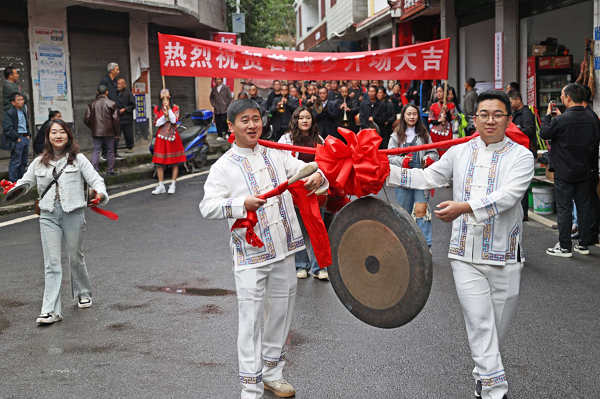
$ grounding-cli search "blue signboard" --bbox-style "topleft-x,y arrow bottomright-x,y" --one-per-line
135,94 -> 147,123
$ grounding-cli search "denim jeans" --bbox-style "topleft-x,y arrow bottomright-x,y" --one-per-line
8,135 -> 29,182
394,187 -> 432,247
39,203 -> 92,315
294,207 -> 324,274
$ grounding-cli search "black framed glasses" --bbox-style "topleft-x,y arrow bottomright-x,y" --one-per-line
475,113 -> 509,122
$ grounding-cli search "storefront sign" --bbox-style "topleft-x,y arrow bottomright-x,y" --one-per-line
527,56 -> 536,108
400,0 -> 428,21
132,69 -> 149,94
538,56 -> 572,70
595,27 -> 600,41
159,34 -> 451,80
494,32 -> 503,90
135,94 -> 147,123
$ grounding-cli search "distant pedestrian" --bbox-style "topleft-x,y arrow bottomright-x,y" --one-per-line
506,82 -> 519,92
3,66 -> 29,112
99,62 -> 120,160
116,78 -> 135,154
33,110 -> 62,155
1,93 -> 30,181
210,77 -> 232,141
463,77 -> 478,136
12,119 -> 108,325
84,85 -> 120,176
151,89 -> 186,195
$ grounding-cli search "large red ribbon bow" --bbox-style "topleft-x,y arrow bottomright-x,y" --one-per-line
315,128 -> 390,198
1,180 -> 16,195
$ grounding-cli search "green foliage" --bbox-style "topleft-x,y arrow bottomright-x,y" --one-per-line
226,0 -> 296,49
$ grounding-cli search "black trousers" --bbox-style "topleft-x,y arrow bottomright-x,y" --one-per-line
554,177 -> 591,249
215,113 -> 228,138
115,123 -> 134,150
521,191 -> 529,219
589,172 -> 600,241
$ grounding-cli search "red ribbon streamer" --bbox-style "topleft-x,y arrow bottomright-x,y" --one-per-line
89,206 -> 119,221
1,180 -> 16,195
231,211 -> 264,248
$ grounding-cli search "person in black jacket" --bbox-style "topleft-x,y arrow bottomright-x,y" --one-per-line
540,84 -> 598,257
579,84 -> 600,244
377,87 -> 396,149
248,84 -> 266,114
339,85 -> 359,133
269,84 -> 299,141
1,93 -> 30,181
313,87 -> 341,140
327,80 -> 342,103
508,90 -> 537,153
508,90 -> 537,221
266,80 -> 282,111
33,110 -> 61,155
116,78 -> 136,153
359,86 -> 387,132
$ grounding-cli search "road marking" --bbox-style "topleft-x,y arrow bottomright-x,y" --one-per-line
0,170 -> 210,228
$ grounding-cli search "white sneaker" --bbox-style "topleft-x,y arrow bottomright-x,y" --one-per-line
314,269 -> 329,280
264,379 -> 295,398
78,297 -> 92,309
36,312 -> 63,325
546,242 -> 572,258
152,184 -> 166,195
168,182 -> 176,194
296,269 -> 308,279
216,137 -> 225,141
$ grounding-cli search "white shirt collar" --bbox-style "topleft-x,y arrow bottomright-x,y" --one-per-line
216,84 -> 223,92
476,135 -> 509,150
232,142 -> 261,155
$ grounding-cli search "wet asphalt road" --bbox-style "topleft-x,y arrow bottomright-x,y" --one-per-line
0,172 -> 599,399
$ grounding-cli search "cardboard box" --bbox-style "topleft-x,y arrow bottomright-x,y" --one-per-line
545,166 -> 554,181
533,45 -> 557,56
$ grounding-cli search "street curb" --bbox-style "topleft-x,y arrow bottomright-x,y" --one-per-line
0,154 -> 221,216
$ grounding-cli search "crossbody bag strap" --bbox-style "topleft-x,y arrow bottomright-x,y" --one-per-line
38,161 -> 71,200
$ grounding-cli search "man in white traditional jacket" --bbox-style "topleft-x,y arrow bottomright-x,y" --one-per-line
387,90 -> 534,399
199,99 -> 328,399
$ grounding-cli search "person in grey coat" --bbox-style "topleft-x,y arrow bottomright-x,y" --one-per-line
210,77 -> 233,140
388,103 -> 439,249
12,119 -> 108,325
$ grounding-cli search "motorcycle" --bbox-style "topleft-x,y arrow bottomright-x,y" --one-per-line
150,109 -> 213,173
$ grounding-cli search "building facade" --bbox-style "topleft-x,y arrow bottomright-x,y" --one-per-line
0,0 -> 227,159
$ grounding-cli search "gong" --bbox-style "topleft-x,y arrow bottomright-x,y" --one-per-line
328,196 -> 432,329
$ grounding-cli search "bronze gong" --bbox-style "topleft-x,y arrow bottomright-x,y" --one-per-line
328,196 -> 432,329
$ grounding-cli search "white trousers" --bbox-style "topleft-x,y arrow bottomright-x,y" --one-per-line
235,256 -> 297,399
451,260 -> 523,399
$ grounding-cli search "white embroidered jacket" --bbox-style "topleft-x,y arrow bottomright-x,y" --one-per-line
199,143 -> 329,269
387,136 -> 534,266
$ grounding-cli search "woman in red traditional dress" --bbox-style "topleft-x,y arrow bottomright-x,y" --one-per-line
152,89 -> 187,195
428,84 -> 457,156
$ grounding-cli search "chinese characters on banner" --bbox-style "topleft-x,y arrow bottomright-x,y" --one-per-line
158,33 -> 450,81
494,32 -> 503,90
211,32 -> 236,93
526,57 -> 536,108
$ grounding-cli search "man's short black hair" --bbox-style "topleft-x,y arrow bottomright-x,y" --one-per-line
10,92 -> 23,102
273,80 -> 281,84
97,85 -> 108,95
563,83 -> 584,104
318,86 -> 328,93
227,99 -> 262,125
476,90 -> 512,115
249,84 -> 257,89
49,110 -> 60,119
368,85 -> 378,92
507,82 -> 520,91
466,77 -> 476,88
578,84 -> 592,103
507,90 -> 522,101
3,66 -> 15,79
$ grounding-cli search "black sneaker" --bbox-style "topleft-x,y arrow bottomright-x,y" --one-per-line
106,171 -> 117,176
546,243 -> 572,258
474,380 -> 482,398
574,244 -> 589,255
115,153 -> 124,160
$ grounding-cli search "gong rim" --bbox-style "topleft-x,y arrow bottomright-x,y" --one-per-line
1,183 -> 31,206
328,196 -> 433,329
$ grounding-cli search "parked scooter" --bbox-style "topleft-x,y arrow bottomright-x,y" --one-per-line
149,109 -> 213,173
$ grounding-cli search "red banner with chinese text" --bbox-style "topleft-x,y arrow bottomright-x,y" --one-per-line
158,33 -> 450,80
